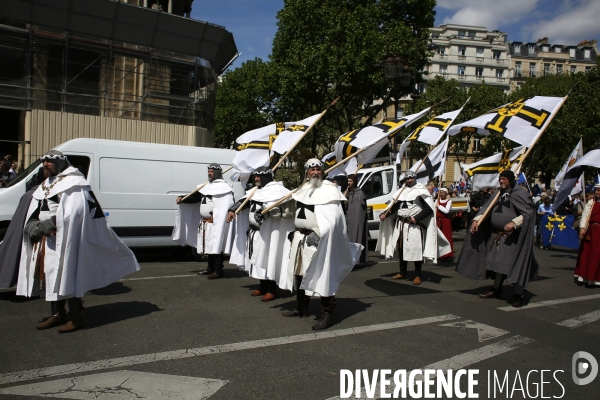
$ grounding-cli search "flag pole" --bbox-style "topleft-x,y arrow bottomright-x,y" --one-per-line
235,98 -> 339,215
180,166 -> 234,202
475,95 -> 569,225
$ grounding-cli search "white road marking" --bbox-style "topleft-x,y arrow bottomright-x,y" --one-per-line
325,335 -> 534,400
498,294 -> 600,311
439,319 -> 509,342
556,310 -> 600,328
0,370 -> 227,399
0,314 -> 459,386
120,274 -> 196,282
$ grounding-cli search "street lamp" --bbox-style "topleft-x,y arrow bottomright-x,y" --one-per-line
383,56 -> 412,165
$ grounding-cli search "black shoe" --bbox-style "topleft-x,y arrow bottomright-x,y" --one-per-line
312,312 -> 334,330
282,308 -> 302,317
479,288 -> 502,299
207,272 -> 223,280
511,295 -> 524,308
197,270 -> 212,276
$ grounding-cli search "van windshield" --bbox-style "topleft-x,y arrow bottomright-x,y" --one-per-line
5,159 -> 42,189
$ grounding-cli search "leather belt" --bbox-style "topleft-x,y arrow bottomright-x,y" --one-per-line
490,231 -> 513,250
202,217 -> 213,223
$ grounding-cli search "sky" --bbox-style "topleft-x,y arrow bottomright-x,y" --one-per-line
191,0 -> 600,71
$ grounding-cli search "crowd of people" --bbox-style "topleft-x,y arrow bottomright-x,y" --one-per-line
1,152 -> 598,334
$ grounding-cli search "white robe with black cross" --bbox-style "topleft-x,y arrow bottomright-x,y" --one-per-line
172,179 -> 235,255
279,180 -> 363,297
230,181 -> 295,282
376,183 -> 451,263
17,167 -> 140,300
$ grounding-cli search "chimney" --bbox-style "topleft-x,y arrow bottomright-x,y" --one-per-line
536,37 -> 549,45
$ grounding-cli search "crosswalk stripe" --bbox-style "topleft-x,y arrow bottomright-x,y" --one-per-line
556,310 -> 600,328
0,314 -> 459,386
498,294 -> 600,311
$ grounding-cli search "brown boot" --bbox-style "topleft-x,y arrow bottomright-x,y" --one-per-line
58,298 -> 85,334
36,300 -> 67,330
250,290 -> 265,296
391,273 -> 406,280
261,292 -> 276,302
413,276 -> 422,285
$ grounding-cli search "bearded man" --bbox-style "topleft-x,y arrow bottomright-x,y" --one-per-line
456,171 -> 537,308
17,150 -> 140,333
174,163 -> 235,280
279,159 -> 363,330
377,171 -> 451,285
227,166 -> 295,301
575,184 -> 600,287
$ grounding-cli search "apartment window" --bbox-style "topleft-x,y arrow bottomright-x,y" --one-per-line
514,44 -> 521,54
542,45 -> 549,52
468,31 -> 476,38
458,30 -> 466,37
569,48 -> 576,57
396,106 -> 405,118
544,63 -> 551,75
493,50 -> 501,59
495,69 -> 503,78
571,65 -> 577,74
473,138 -> 481,153
458,46 -> 466,58
554,47 -> 561,53
437,46 -> 445,54
530,63 -> 536,77
475,67 -> 483,76
584,49 -> 591,59
528,45 -> 535,55
439,65 -> 448,75
586,66 -> 592,73
556,64 -> 563,74
458,66 -> 466,75
515,62 -> 522,76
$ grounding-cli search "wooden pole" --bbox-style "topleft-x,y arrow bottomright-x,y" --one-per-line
180,166 -> 233,201
234,186 -> 258,215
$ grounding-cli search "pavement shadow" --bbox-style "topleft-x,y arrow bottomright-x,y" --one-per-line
84,301 -> 162,329
458,285 -> 538,304
239,284 -> 294,299
90,282 -> 132,296
364,278 -> 442,297
270,297 -> 372,323
550,254 -> 577,260
0,289 -> 40,303
352,261 -> 378,271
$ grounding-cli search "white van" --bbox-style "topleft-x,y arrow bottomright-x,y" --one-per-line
0,139 -> 244,247
356,164 -> 469,241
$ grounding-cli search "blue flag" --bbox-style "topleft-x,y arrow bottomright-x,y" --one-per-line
541,214 -> 579,250
517,172 -> 527,185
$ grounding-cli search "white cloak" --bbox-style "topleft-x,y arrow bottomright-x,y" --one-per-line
172,179 -> 235,255
279,181 -> 363,297
17,167 -> 140,300
376,184 -> 451,264
230,181 -> 295,282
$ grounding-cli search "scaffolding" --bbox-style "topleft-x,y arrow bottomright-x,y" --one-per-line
0,24 -> 218,130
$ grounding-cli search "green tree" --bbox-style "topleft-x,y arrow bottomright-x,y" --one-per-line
508,60 -> 600,186
213,58 -> 275,148
270,0 -> 436,159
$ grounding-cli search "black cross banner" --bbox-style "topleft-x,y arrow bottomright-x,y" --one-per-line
484,98 -> 551,135
406,117 -> 452,142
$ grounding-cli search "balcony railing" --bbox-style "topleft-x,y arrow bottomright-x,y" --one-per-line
476,56 -> 484,62
475,75 -> 483,81
458,55 -> 466,60
438,53 -> 448,59
458,74 -> 466,79
496,77 -> 506,82
495,58 -> 504,63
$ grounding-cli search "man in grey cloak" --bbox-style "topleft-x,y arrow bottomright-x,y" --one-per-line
346,174 -> 368,263
456,170 -> 537,308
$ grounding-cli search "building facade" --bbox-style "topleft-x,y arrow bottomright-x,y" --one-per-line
0,0 -> 237,167
509,37 -> 598,90
427,24 -> 511,92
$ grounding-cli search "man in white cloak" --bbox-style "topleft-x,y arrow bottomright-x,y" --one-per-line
18,150 -> 140,333
279,159 -> 363,330
377,170 -> 451,285
174,163 -> 234,279
227,166 -> 295,301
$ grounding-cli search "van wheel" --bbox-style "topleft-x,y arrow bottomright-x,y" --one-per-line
191,250 -> 204,262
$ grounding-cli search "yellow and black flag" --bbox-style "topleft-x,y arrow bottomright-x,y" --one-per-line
449,96 -> 564,146
462,146 -> 525,190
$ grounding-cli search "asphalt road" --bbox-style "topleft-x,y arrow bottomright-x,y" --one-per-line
1,231 -> 599,399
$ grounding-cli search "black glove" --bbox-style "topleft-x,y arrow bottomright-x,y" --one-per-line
37,218 -> 57,236
24,220 -> 43,242
306,231 -> 320,247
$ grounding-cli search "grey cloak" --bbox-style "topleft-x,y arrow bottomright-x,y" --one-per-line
346,187 -> 368,262
456,185 -> 538,287
0,186 -> 38,288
